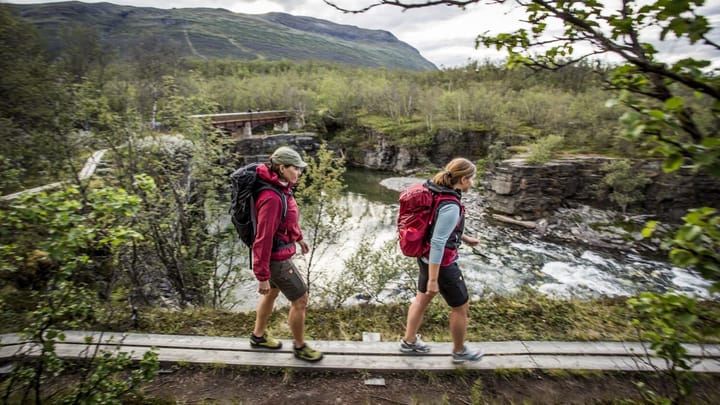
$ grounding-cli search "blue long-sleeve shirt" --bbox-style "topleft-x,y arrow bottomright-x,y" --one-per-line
427,203 -> 460,264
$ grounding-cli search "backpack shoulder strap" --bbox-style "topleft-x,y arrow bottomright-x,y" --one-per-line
427,193 -> 462,240
256,183 -> 288,221
254,184 -> 291,252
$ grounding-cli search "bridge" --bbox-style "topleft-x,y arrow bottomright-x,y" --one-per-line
190,110 -> 299,138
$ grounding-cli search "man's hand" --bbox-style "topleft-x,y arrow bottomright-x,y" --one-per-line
258,280 -> 271,295
298,240 -> 309,254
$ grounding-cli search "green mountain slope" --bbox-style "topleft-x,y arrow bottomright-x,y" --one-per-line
7,1 -> 437,71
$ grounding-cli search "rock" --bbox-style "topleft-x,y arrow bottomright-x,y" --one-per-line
345,127 -> 495,171
481,156 -> 720,222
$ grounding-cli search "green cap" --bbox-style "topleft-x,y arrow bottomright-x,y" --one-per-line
270,146 -> 307,168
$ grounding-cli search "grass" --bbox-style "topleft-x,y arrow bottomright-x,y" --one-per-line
1,289 -> 704,344
2,283 -> 716,343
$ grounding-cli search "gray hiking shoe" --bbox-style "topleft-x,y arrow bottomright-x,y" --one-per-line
400,334 -> 431,353
452,345 -> 483,364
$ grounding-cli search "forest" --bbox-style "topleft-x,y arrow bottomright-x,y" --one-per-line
1,1 -> 719,403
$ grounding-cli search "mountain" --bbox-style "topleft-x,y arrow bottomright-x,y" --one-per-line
6,1 -> 437,71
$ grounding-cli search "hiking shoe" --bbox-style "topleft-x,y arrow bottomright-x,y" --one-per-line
452,345 -> 483,364
250,333 -> 282,349
293,344 -> 323,362
400,334 -> 431,354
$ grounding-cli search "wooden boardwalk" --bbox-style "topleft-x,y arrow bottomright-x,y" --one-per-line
2,331 -> 719,372
0,149 -> 108,202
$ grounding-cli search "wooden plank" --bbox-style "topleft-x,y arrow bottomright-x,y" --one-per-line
22,345 -> 555,371
6,332 -> 720,358
3,332 -> 719,373
530,355 -> 720,373
16,344 -> 720,373
0,148 -> 108,202
46,332 -> 529,356
0,333 -> 24,345
0,345 -> 27,358
523,341 -> 650,356
525,341 -> 720,358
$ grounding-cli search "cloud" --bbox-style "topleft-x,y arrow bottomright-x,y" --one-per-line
230,0 -> 284,14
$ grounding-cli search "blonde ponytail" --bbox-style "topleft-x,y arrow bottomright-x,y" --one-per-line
432,158 -> 476,188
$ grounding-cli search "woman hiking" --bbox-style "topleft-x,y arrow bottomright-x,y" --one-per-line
399,157 -> 483,363
249,146 -> 322,362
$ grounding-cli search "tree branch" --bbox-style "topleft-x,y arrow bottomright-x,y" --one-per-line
323,0 -> 483,14
528,0 -> 720,100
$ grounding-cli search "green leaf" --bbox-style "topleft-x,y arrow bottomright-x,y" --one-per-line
642,221 -> 659,238
669,249 -> 697,267
662,154 -> 684,172
648,109 -> 666,119
664,96 -> 684,110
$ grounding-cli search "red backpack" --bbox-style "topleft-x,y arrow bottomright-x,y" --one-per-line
397,182 -> 459,257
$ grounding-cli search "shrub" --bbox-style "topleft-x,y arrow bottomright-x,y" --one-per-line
595,159 -> 651,213
525,134 -> 564,164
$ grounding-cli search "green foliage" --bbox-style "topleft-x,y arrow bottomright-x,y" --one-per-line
476,0 -> 718,172
321,240 -> 416,307
0,7 -> 69,193
475,2 -> 720,401
0,6 -> 54,130
0,184 -> 158,403
524,134 -> 564,164
1,7 -> 718,402
156,75 -> 219,131
188,59 -> 623,155
57,23 -> 114,83
596,159 -> 652,213
654,207 -> 720,293
0,152 -> 22,193
470,378 -> 484,404
59,349 -> 159,404
475,1 -> 719,399
627,292 -> 709,401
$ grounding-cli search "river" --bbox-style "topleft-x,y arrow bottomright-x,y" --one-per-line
230,168 -> 712,311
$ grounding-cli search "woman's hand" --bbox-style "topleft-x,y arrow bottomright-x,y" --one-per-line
426,279 -> 439,296
462,235 -> 481,247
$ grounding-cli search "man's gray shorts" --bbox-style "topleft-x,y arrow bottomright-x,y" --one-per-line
269,259 -> 307,302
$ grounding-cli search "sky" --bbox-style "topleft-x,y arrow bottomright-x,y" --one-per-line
3,0 -> 719,69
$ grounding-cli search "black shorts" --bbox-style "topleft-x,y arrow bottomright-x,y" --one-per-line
269,259 -> 307,302
417,258 -> 469,307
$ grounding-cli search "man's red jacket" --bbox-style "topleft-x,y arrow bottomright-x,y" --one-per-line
251,163 -> 303,281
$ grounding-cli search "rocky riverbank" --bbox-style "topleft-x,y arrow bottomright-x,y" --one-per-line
481,156 -> 720,222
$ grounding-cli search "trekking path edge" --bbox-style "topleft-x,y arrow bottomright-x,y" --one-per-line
1,331 -> 718,372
